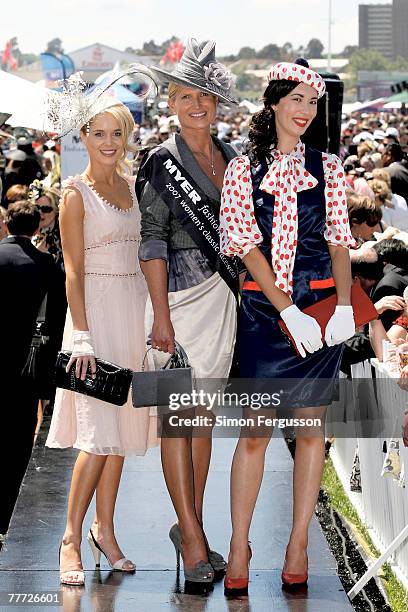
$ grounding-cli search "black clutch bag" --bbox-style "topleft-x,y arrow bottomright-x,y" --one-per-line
55,351 -> 133,406
132,341 -> 193,408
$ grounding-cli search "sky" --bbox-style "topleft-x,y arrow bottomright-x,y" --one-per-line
2,0 -> 386,57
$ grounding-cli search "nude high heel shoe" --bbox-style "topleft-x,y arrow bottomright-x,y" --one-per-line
87,529 -> 135,572
59,542 -> 85,586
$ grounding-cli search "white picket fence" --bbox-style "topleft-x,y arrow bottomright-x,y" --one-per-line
330,360 -> 408,590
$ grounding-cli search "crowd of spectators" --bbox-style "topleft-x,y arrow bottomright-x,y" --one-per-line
134,108 -> 251,156
0,128 -> 65,536
336,111 -> 408,376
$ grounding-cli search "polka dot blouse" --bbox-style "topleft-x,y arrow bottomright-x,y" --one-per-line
219,141 -> 356,295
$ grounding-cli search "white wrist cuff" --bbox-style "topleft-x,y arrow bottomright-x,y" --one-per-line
72,330 -> 91,340
71,330 -> 95,357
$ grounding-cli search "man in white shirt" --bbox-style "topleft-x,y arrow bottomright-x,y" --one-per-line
371,169 -> 408,231
383,192 -> 408,231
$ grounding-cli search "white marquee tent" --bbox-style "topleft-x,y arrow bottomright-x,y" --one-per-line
0,69 -> 51,131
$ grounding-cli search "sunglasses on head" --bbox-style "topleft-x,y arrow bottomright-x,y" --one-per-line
37,205 -> 54,213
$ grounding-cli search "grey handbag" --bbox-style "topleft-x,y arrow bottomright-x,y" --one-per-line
132,340 -> 193,407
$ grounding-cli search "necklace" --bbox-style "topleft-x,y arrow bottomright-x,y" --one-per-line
191,140 -> 216,176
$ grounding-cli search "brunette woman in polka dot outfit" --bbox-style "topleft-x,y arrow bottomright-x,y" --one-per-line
220,60 -> 357,594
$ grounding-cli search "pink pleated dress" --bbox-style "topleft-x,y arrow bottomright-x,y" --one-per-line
46,174 -> 158,456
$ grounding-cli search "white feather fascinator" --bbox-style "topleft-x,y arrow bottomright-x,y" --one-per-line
46,65 -> 158,138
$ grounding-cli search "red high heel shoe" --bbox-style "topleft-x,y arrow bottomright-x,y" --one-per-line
224,542 -> 252,595
281,552 -> 308,586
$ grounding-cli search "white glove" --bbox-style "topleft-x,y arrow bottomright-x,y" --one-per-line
67,330 -> 96,378
325,306 -> 355,346
280,304 -> 323,358
71,330 -> 95,358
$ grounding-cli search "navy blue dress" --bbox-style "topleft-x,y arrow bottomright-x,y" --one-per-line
239,146 -> 343,407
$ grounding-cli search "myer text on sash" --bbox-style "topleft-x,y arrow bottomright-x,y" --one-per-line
163,158 -> 201,204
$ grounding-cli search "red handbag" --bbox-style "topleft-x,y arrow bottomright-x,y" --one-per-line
278,279 -> 378,354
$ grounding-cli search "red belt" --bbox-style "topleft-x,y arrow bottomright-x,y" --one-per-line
242,277 -> 335,291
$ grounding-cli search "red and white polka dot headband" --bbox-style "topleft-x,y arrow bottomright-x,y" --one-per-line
267,62 -> 326,98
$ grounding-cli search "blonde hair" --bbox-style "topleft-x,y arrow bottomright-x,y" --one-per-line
38,189 -> 60,211
28,179 -> 60,211
167,81 -> 217,102
369,178 -> 391,203
168,82 -> 181,100
372,168 -> 391,187
81,103 -> 137,175
357,142 -> 371,158
357,141 -> 376,158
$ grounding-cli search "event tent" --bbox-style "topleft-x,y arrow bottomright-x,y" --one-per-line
0,69 -> 50,131
95,61 -> 153,98
90,78 -> 143,112
386,91 -> 408,104
94,62 -> 133,86
342,98 -> 386,114
382,90 -> 408,109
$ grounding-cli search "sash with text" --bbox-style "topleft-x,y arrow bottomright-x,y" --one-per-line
137,148 -> 239,297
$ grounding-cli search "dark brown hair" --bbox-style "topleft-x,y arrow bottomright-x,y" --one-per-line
247,80 -> 300,165
347,194 -> 382,227
4,200 -> 40,236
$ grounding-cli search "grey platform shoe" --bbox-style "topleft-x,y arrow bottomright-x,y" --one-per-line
170,523 -> 227,573
208,549 -> 227,573
169,524 -> 214,583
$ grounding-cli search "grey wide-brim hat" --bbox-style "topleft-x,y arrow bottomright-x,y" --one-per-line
149,38 -> 238,106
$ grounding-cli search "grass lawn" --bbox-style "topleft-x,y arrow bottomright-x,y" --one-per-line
322,456 -> 408,612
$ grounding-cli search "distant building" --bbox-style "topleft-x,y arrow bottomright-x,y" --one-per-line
357,70 -> 408,100
359,3 -> 393,60
393,0 -> 408,60
68,43 -> 154,83
16,43 -> 155,83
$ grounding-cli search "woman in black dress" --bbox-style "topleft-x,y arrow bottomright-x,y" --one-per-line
220,60 -> 357,593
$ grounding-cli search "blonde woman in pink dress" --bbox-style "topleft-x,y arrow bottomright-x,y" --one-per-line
46,97 -> 157,586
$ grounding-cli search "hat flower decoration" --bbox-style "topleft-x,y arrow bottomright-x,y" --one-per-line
204,62 -> 235,91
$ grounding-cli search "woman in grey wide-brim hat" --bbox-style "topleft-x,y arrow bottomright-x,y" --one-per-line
136,38 -> 242,584
149,39 -> 238,106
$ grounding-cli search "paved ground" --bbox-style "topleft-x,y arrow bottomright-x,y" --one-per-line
0,418 -> 353,611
